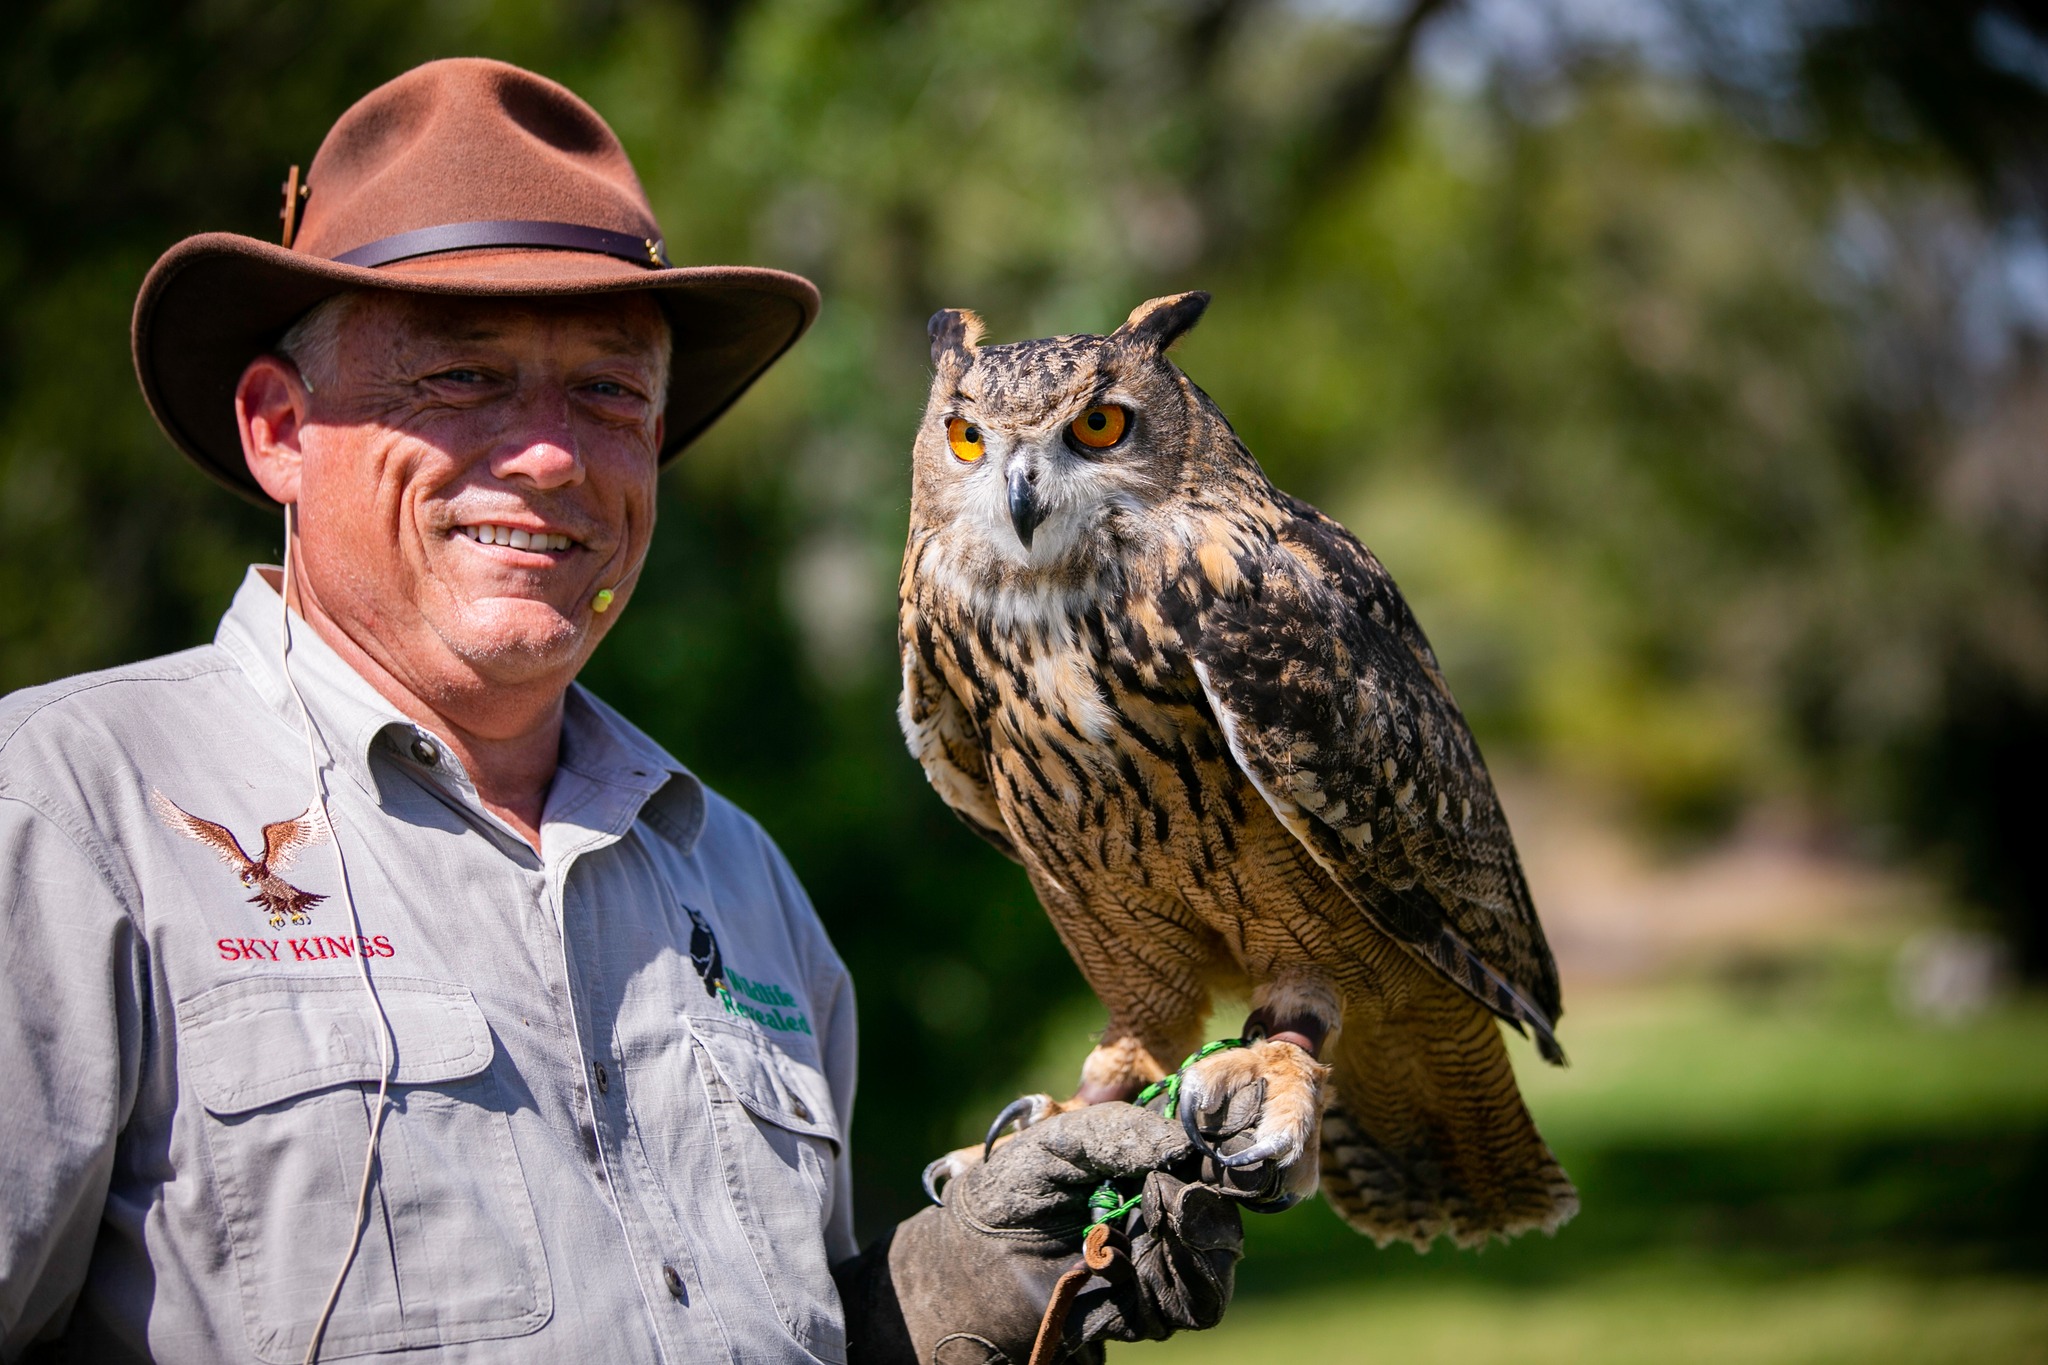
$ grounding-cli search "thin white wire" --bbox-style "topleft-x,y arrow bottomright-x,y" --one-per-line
280,503 -> 397,1365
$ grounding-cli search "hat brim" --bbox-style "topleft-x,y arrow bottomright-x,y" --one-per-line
133,232 -> 820,505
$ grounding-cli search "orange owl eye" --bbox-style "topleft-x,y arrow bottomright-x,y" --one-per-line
1067,404 -> 1127,450
946,417 -> 986,463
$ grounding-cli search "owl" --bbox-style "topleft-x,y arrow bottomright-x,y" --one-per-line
897,293 -> 1577,1248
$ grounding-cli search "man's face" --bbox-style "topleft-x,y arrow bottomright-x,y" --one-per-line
284,291 -> 667,705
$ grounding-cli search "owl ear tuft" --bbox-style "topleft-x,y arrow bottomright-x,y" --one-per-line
928,308 -> 986,366
1115,291 -> 1211,353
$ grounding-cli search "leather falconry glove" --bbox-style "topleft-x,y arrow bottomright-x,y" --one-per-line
834,1102 -> 1246,1365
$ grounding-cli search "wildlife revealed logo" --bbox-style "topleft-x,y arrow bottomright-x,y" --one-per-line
151,791 -> 330,928
684,903 -> 811,1035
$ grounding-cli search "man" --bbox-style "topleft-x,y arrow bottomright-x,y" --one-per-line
0,59 -> 1240,1364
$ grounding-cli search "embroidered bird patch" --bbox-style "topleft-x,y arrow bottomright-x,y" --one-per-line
151,791 -> 331,928
684,904 -> 727,999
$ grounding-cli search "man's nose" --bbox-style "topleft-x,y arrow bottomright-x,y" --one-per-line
490,385 -> 586,489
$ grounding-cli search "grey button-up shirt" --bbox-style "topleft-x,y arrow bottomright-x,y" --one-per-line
0,568 -> 858,1364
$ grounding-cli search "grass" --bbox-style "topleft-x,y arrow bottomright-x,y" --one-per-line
974,945 -> 2048,1362
1517,954 -> 2048,1146
1125,1267 -> 2048,1365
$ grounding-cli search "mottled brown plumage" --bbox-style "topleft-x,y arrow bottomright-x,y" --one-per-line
899,293 -> 1576,1247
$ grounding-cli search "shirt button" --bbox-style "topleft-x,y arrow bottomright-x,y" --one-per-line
594,1061 -> 610,1094
791,1099 -> 811,1121
662,1264 -> 685,1301
410,735 -> 440,767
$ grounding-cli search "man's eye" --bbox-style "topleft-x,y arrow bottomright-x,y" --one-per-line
588,381 -> 631,398
436,369 -> 489,385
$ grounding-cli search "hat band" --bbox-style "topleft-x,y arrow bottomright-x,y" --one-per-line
329,219 -> 672,270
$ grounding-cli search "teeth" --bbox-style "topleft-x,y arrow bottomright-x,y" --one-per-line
463,525 -> 573,551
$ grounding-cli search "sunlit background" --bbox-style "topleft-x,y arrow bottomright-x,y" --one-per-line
6,0 -> 2046,1358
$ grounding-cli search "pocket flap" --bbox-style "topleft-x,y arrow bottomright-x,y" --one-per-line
178,975 -> 494,1116
689,1011 -> 841,1148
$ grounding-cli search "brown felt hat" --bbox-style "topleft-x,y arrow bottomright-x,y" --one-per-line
133,58 -> 820,504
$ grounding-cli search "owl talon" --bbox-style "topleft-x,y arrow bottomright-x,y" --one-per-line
1179,1089 -> 1231,1165
923,1093 -> 1063,1206
1216,1131 -> 1294,1169
922,1155 -> 958,1204
983,1093 -> 1051,1158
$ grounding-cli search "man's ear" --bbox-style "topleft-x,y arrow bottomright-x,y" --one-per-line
236,354 -> 311,504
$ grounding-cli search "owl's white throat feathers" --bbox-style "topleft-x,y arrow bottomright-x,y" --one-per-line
916,533 -> 1113,637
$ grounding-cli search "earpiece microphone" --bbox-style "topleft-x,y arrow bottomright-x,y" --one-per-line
592,587 -> 616,614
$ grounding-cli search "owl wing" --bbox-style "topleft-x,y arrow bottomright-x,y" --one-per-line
1179,493 -> 1565,1061
259,805 -> 331,875
898,582 -> 1021,861
150,790 -> 255,873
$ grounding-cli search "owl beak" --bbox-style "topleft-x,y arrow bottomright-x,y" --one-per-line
1007,463 -> 1046,549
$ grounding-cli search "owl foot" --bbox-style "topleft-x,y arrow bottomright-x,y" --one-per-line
921,1092 -> 1075,1202
1177,1038 -> 1329,1211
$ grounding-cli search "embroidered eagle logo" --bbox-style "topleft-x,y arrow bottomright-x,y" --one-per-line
150,791 -> 331,928
684,904 -> 726,999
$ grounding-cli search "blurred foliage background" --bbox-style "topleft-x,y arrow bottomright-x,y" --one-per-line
6,0 -> 2048,1358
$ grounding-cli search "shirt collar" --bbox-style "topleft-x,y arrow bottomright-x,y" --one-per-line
214,565 -> 705,853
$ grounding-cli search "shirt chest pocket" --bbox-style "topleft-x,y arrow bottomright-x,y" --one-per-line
686,1011 -> 846,1362
178,976 -> 552,1363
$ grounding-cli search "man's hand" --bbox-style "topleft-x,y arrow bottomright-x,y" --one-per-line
835,1102 -> 1246,1364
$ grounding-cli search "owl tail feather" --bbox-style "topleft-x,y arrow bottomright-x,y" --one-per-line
1318,974 -> 1577,1250
1425,926 -> 1566,1066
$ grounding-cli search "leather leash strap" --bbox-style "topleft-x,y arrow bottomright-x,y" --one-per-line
1027,1223 -> 1124,1365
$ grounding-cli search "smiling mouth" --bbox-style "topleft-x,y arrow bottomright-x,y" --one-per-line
459,523 -> 577,552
